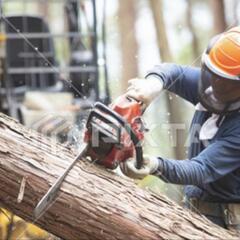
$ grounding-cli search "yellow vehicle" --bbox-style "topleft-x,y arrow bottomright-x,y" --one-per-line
0,209 -> 50,240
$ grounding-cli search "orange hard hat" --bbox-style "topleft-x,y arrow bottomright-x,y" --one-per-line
199,26 -> 240,114
206,26 -> 240,78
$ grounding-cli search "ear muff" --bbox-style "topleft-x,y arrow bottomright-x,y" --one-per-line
206,34 -> 222,54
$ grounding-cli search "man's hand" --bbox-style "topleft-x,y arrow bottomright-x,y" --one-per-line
126,77 -> 164,107
120,155 -> 160,179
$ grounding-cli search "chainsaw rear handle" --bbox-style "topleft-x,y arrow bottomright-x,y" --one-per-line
87,102 -> 143,169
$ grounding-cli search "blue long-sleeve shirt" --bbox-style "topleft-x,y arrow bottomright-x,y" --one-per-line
146,63 -> 240,203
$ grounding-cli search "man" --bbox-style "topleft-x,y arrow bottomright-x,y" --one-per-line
121,27 -> 240,230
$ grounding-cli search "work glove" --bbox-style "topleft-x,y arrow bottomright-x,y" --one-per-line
126,77 -> 164,107
120,155 -> 160,179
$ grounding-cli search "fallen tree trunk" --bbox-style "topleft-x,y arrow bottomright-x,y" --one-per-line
0,113 -> 238,240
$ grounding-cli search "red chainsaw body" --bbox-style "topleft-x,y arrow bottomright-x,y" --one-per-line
84,95 -> 145,169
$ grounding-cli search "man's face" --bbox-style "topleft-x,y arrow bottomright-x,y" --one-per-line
210,77 -> 240,103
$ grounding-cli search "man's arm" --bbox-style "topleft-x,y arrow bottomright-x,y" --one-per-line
155,132 -> 240,186
145,63 -> 200,105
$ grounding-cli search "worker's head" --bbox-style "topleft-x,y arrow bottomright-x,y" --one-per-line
199,26 -> 240,114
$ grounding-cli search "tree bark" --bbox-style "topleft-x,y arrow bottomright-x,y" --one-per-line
0,113 -> 238,240
210,0 -> 227,34
118,0 -> 139,93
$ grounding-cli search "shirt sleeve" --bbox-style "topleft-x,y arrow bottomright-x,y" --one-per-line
154,131 -> 240,186
145,63 -> 200,105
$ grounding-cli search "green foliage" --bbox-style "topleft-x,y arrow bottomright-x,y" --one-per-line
138,175 -> 166,195
138,175 -> 184,204
175,43 -> 194,65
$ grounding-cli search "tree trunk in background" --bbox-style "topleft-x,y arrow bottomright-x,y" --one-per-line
186,0 -> 201,61
210,0 -> 227,34
149,0 -> 188,204
38,0 -> 49,17
0,113 -> 238,240
118,0 -> 139,93
149,0 -> 172,62
232,0 -> 239,25
149,0 -> 186,160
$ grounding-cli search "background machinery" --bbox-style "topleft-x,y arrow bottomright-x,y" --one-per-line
0,0 -> 110,129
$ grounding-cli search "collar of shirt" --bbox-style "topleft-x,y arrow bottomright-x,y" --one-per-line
195,103 -> 220,141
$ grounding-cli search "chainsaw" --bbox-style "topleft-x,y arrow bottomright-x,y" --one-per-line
34,95 -> 146,218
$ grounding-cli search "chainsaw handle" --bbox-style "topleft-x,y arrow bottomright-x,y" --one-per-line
125,96 -> 147,113
92,102 -> 143,169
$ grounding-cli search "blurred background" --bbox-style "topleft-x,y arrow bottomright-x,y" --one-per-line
0,0 -> 239,239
